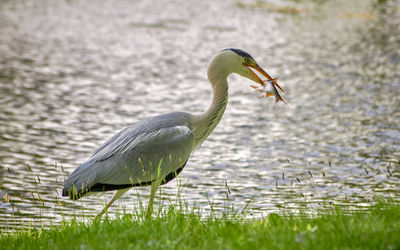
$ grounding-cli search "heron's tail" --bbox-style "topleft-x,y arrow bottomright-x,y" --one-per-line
62,161 -> 96,200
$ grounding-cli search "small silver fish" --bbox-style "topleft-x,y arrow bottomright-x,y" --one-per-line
250,78 -> 286,103
266,79 -> 286,103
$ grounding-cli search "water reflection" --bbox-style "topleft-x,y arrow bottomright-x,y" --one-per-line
0,0 -> 399,230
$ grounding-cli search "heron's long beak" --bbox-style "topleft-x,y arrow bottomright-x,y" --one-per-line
246,64 -> 284,92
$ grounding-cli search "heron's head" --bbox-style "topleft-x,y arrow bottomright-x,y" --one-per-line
211,48 -> 282,90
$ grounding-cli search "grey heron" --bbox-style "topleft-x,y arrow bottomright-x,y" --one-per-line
62,48 -> 284,218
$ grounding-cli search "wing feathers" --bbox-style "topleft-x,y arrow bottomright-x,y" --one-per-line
62,112 -> 195,199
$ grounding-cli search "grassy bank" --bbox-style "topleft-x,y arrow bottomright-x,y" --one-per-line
1,203 -> 399,249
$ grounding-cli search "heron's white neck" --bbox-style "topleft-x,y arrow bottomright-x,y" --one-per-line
192,61 -> 229,145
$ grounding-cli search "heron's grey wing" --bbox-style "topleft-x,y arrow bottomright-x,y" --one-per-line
62,122 -> 195,198
95,125 -> 195,185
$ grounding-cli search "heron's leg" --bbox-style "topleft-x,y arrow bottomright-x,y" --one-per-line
146,178 -> 162,218
95,187 -> 130,220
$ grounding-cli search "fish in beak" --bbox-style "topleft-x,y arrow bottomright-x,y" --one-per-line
246,63 -> 286,103
250,79 -> 286,103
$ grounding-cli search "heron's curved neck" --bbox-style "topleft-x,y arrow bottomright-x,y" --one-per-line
192,66 -> 229,145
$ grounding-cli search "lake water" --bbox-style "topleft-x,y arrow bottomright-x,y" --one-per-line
0,0 -> 399,230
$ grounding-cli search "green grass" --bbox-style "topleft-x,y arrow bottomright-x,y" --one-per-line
1,202 -> 400,250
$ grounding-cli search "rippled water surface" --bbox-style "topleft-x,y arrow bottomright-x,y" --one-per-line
0,0 -> 399,230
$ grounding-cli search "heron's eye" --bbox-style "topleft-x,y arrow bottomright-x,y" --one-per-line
244,58 -> 251,64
